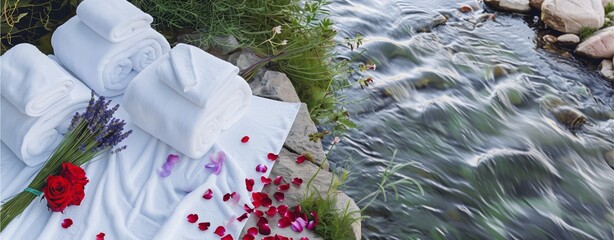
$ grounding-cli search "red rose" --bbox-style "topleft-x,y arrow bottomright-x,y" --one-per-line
71,184 -> 85,206
60,162 -> 89,186
42,175 -> 73,212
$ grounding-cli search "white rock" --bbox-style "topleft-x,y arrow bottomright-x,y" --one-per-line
250,71 -> 301,103
530,0 -> 545,8
576,27 -> 614,59
284,103 -> 328,170
485,0 -> 532,13
600,59 -> 614,80
557,34 -> 581,46
541,0 -> 605,34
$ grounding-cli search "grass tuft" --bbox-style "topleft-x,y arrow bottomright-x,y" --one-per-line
578,27 -> 598,40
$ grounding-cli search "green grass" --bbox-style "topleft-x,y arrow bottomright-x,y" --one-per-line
578,27 -> 598,40
605,3 -> 614,15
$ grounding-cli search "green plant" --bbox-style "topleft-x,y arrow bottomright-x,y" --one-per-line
578,27 -> 598,40
605,3 -> 614,15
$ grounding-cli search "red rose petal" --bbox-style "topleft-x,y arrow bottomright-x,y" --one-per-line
277,205 -> 288,216
222,234 -> 234,240
273,192 -> 285,202
187,214 -> 199,223
256,164 -> 268,173
241,136 -> 250,143
203,189 -> 213,200
242,235 -> 255,240
198,222 -> 211,231
247,227 -> 258,236
246,178 -> 255,192
301,237 -> 309,240
254,210 -> 264,217
278,217 -> 292,228
258,223 -> 271,235
266,206 -> 277,217
261,197 -> 273,207
267,153 -> 278,161
214,226 -> 226,236
244,204 -> 254,213
274,176 -> 283,185
278,184 -> 290,191
223,193 -> 233,202
96,232 -> 105,240
261,176 -> 272,185
237,213 -> 249,222
292,177 -> 303,186
296,155 -> 306,164
61,218 -> 73,228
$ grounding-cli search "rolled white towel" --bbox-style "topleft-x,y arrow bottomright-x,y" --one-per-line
124,55 -> 251,158
52,16 -> 170,97
76,0 -> 153,43
0,81 -> 92,166
156,44 -> 240,107
1,43 -> 75,117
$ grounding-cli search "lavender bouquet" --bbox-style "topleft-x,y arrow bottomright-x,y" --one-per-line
0,93 -> 132,231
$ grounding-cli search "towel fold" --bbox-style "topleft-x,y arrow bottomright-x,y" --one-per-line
124,53 -> 251,158
0,81 -> 92,166
156,44 -> 240,107
1,43 -> 75,117
76,0 -> 153,42
52,16 -> 170,97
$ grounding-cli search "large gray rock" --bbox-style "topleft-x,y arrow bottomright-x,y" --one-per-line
284,104 -> 328,170
557,34 -> 581,46
239,149 -> 361,240
576,27 -> 614,59
605,150 -> 614,169
249,71 -> 301,103
541,0 -> 605,34
600,59 -> 614,80
485,0 -> 532,13
530,0 -> 545,8
228,50 -> 263,72
211,35 -> 240,55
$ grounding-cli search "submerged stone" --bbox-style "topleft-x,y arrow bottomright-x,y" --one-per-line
551,106 -> 587,129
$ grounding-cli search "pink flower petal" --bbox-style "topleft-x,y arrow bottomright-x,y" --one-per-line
291,219 -> 305,232
221,234 -> 233,240
187,214 -> 199,223
296,155 -> 306,164
267,153 -> 278,161
292,178 -> 303,186
237,213 -> 249,222
247,227 -> 258,236
203,189 -> 213,199
273,192 -> 285,202
246,178 -> 255,192
214,226 -> 226,236
278,184 -> 290,191
198,222 -> 210,231
96,232 -> 105,240
261,176 -> 272,185
231,192 -> 241,205
274,176 -> 283,185
167,154 -> 180,164
256,164 -> 268,173
266,206 -> 277,217
241,136 -> 250,143
61,218 -> 73,228
278,217 -> 292,228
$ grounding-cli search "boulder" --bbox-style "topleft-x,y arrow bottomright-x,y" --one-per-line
250,71 -> 301,103
530,0 -> 545,8
541,0 -> 605,34
284,104 -> 328,170
542,34 -> 558,43
228,50 -> 263,72
576,27 -> 614,59
605,150 -> 614,169
599,59 -> 614,80
484,0 -> 532,13
556,34 -> 581,46
210,35 -> 240,55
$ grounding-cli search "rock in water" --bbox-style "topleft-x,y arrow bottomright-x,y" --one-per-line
556,34 -> 580,46
484,0 -> 532,13
576,27 -> 614,59
551,106 -> 587,130
542,34 -> 558,43
605,150 -> 614,170
541,0 -> 605,34
599,59 -> 614,80
530,0 -> 545,8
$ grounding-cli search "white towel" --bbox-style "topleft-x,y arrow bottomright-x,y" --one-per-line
76,0 -> 153,43
0,43 -> 75,117
0,81 -> 92,166
52,16 -> 170,97
156,44 -> 240,108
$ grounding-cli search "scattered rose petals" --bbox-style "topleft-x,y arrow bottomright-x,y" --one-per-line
261,176 -> 272,185
203,189 -> 213,200
246,178 -> 255,192
292,178 -> 303,186
277,205 -> 288,215
294,205 -> 302,214
274,176 -> 283,185
237,213 -> 249,222
231,192 -> 241,205
96,232 -> 105,240
205,151 -> 226,175
301,237 -> 309,240
241,136 -> 250,143
223,193 -> 232,202
256,164 -> 268,173
221,234 -> 233,240
247,227 -> 258,236
278,217 -> 292,228
187,214 -> 199,223
273,192 -> 285,202
198,222 -> 210,231
278,184 -> 290,191
296,155 -> 306,164
266,206 -> 277,217
267,153 -> 278,161
261,197 -> 273,207
242,235 -> 255,240
307,210 -> 319,230
214,226 -> 226,236
244,204 -> 254,213
254,210 -> 264,217
61,218 -> 73,228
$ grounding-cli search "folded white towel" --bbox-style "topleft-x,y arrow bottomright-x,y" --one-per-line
1,44 -> 75,117
157,44 -> 240,107
124,54 -> 251,158
0,81 -> 92,166
52,16 -> 170,97
76,0 -> 153,43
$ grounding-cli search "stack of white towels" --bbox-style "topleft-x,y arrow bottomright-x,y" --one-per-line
1,44 -> 92,166
124,44 -> 252,158
51,0 -> 170,97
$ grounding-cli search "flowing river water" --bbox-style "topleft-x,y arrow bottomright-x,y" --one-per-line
326,0 -> 614,239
